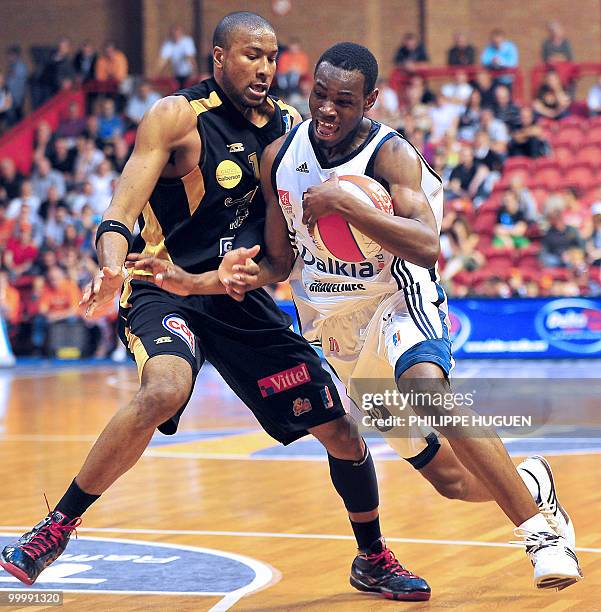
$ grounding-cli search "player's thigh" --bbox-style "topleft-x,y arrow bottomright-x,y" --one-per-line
201,325 -> 345,445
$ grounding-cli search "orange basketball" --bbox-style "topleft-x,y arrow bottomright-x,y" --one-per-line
313,175 -> 394,263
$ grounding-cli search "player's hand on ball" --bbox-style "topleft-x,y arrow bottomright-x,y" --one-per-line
219,245 -> 260,302
80,266 -> 126,318
126,254 -> 193,296
302,173 -> 344,233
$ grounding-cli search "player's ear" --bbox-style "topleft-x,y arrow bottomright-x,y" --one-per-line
364,88 -> 379,112
213,46 -> 224,70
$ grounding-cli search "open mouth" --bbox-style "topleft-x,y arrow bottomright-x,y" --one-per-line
247,83 -> 268,98
315,119 -> 339,138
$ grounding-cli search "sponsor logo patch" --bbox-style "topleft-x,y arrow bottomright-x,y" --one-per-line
320,386 -> 334,409
216,160 -> 243,189
328,337 -> 340,354
162,315 -> 195,356
257,363 -> 311,397
219,236 -> 235,257
277,189 -> 293,214
227,142 -> 245,153
154,336 -> 173,345
292,397 -> 312,416
392,330 -> 401,346
295,162 -> 309,173
308,282 -> 366,293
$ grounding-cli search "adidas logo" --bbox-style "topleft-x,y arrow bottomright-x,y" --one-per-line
295,162 -> 309,173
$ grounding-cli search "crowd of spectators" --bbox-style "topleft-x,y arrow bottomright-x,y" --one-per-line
0,21 -> 600,356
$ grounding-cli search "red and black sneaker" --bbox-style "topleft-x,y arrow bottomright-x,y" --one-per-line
350,538 -> 431,601
0,510 -> 81,585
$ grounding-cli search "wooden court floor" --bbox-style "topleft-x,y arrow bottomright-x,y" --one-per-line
0,363 -> 599,611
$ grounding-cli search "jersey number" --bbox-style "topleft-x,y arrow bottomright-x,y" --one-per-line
248,152 -> 260,180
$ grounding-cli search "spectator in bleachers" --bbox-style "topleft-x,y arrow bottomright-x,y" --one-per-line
157,25 -> 197,89
394,32 -> 429,71
56,101 -> 87,143
440,217 -> 485,284
73,41 -> 98,84
125,81 -> 161,126
541,208 -> 584,267
286,75 -> 313,120
541,21 -> 573,63
493,191 -> 530,249
73,203 -> 99,254
33,121 -> 55,162
441,70 -> 473,106
40,37 -> 75,101
0,203 -> 13,248
480,29 -> 518,86
74,137 -> 104,179
586,76 -> 601,116
472,70 -> 496,108
31,265 -> 81,355
429,94 -> 461,143
480,108 -> 509,143
532,69 -> 571,120
7,182 -> 41,220
448,145 -> 490,203
5,45 -> 28,124
95,41 -> 128,85
5,225 -> 39,276
447,32 -> 476,66
66,180 -> 93,215
108,137 -> 131,174
38,184 -> 67,222
30,158 -> 66,202
49,138 -> 77,178
0,72 -> 13,133
562,187 -> 592,236
508,106 -> 549,158
0,158 -> 23,201
473,129 -> 504,174
97,98 -> 124,142
492,85 -> 521,130
44,203 -> 73,250
277,38 -> 309,95
508,173 -> 539,222
83,115 -> 103,149
0,267 -> 20,331
586,201 -> 601,265
88,159 -> 116,215
457,89 -> 482,141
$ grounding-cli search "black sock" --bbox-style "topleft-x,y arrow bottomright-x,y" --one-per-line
351,516 -> 382,551
55,479 -> 100,519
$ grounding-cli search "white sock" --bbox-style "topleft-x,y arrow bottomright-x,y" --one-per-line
518,468 -> 539,503
519,513 -> 552,534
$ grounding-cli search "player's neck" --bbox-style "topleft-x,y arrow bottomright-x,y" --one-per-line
319,118 -> 371,162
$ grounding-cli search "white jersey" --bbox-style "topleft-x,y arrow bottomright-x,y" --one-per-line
273,119 -> 445,342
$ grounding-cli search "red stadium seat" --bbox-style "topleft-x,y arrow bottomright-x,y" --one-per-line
544,267 -> 572,282
551,126 -> 584,148
562,165 -> 596,190
472,210 -> 498,234
547,147 -> 573,167
530,166 -> 562,189
575,145 -> 601,169
585,126 -> 601,145
504,156 -> 532,173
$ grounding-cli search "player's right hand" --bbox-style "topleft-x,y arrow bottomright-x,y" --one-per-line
80,266 -> 126,318
219,245 -> 260,302
126,254 -> 193,296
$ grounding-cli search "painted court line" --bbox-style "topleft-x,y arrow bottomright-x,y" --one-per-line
1,527 -> 599,554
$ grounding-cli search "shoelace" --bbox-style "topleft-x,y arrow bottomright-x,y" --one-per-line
367,547 -> 418,578
538,500 -> 560,533
20,494 -> 82,560
510,528 -> 563,555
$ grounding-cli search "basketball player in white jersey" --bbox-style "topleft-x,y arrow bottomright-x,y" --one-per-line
130,43 -> 582,591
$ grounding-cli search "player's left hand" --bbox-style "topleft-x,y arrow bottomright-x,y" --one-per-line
219,245 -> 261,302
126,254 -> 194,296
302,173 -> 347,233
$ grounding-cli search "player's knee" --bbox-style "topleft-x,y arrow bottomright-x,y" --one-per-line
132,382 -> 190,428
311,415 -> 363,460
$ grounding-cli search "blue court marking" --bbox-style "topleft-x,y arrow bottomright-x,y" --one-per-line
148,428 -> 256,448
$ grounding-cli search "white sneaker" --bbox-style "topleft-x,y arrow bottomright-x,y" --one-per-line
512,529 -> 582,590
517,455 -> 575,549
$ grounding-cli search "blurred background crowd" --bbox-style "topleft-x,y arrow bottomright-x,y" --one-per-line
0,20 -> 599,357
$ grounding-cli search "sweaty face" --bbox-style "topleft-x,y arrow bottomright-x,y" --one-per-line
219,28 -> 277,108
309,63 -> 371,147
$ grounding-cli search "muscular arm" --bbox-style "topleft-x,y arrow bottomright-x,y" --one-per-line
98,96 -> 197,270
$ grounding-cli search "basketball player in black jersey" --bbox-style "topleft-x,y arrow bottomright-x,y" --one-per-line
0,13 -> 430,601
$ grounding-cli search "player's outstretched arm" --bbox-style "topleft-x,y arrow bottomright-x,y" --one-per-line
82,97 -> 197,315
301,138 -> 439,268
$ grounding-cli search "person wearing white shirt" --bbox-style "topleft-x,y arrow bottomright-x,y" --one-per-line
587,76 -> 601,115
157,25 -> 197,88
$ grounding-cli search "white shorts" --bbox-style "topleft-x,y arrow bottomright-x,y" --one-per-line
309,290 -> 454,464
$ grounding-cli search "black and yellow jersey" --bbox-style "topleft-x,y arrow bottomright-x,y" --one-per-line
131,77 -> 295,276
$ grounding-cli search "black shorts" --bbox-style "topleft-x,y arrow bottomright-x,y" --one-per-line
119,280 -> 345,443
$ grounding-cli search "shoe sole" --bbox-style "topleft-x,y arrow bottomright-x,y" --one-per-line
532,455 -> 576,548
0,559 -> 35,586
536,573 -> 582,591
350,576 -> 431,601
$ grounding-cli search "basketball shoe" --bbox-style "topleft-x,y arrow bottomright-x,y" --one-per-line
350,538 -> 431,601
0,510 -> 81,585
517,455 -> 575,548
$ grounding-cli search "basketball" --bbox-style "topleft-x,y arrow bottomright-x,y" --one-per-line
312,174 -> 394,263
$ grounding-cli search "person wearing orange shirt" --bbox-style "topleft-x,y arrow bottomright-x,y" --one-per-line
32,265 -> 81,353
276,38 -> 309,94
94,41 -> 128,84
0,268 -> 20,330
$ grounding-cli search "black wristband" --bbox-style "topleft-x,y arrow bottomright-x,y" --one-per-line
95,220 -> 134,252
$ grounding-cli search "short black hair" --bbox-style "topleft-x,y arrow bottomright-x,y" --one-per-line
315,42 -> 378,95
213,11 -> 275,49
